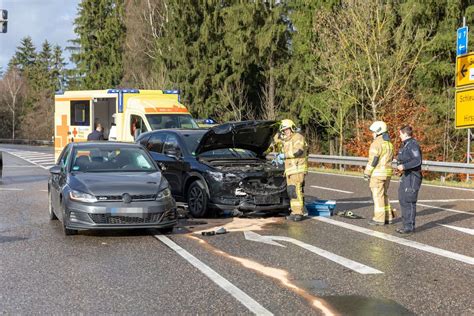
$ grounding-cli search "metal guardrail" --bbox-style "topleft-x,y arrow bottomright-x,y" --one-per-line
0,138 -> 52,146
308,154 -> 474,174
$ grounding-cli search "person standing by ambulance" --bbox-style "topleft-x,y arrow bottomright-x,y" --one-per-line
276,119 -> 308,221
396,125 -> 422,234
364,121 -> 394,226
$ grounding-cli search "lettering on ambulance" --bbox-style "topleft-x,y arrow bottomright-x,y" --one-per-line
144,105 -> 189,113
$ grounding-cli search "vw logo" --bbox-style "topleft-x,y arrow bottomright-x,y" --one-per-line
122,193 -> 132,204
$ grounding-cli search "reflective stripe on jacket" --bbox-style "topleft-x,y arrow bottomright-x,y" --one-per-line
283,132 -> 308,176
364,134 -> 394,178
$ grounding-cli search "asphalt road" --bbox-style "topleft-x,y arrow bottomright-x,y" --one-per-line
0,144 -> 473,315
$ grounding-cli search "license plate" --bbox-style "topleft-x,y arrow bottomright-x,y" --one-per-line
254,195 -> 280,205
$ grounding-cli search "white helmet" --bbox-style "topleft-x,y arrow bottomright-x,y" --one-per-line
369,121 -> 387,135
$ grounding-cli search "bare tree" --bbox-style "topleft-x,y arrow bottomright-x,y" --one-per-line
122,0 -> 169,88
0,69 -> 25,140
217,80 -> 251,122
316,0 -> 432,120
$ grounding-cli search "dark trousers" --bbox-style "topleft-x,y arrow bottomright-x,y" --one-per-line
398,173 -> 421,231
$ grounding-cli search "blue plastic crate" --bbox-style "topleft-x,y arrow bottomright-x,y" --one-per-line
306,200 -> 336,217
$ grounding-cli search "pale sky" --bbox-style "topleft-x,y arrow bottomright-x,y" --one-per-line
0,0 -> 79,71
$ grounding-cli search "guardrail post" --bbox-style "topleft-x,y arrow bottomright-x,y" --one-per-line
0,151 -> 3,182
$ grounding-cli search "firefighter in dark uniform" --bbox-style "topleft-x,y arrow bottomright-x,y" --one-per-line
396,125 -> 422,234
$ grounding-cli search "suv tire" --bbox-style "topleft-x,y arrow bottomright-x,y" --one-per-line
187,180 -> 208,218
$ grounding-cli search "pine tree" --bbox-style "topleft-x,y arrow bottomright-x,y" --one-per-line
51,45 -> 66,91
9,36 -> 37,72
71,0 -> 126,89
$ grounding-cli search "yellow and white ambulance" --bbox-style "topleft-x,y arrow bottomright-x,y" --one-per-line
54,89 -> 198,159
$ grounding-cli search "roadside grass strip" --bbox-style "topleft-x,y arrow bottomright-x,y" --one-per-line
155,235 -> 273,316
314,217 -> 474,265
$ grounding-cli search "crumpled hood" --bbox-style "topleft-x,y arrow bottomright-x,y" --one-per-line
194,120 -> 278,157
68,172 -> 163,196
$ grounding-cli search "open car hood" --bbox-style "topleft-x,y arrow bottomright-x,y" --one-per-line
194,120 -> 278,157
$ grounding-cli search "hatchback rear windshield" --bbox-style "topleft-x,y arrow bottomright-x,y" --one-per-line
146,114 -> 199,129
71,147 -> 157,172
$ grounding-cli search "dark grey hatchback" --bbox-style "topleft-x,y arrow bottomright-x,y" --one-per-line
48,142 -> 177,235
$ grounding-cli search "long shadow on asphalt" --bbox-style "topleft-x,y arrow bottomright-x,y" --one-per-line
0,175 -> 48,185
412,206 -> 472,233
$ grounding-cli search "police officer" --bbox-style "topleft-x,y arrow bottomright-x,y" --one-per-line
276,119 -> 308,221
364,121 -> 394,225
396,125 -> 422,234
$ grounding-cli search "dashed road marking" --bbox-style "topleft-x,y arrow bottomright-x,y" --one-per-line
314,217 -> 474,265
310,171 -> 474,192
417,203 -> 473,215
336,200 -> 473,215
439,224 -> 474,236
155,235 -> 272,316
0,188 -> 24,191
310,185 -> 353,194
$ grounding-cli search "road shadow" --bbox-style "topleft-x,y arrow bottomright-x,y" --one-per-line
413,205 -> 472,233
0,175 -> 48,185
0,235 -> 29,244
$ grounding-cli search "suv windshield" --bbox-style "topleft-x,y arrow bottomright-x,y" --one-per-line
71,147 -> 157,172
146,114 -> 199,129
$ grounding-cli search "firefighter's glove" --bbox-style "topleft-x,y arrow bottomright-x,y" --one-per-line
363,174 -> 370,181
276,153 -> 285,165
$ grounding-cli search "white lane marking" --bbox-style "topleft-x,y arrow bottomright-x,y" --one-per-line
0,188 -> 24,191
5,152 -> 51,170
3,165 -> 40,168
440,224 -> 474,236
15,153 -> 53,158
314,217 -> 474,265
417,203 -> 473,215
245,231 -> 382,274
28,158 -> 55,163
335,200 -> 473,215
337,199 -> 474,204
310,185 -> 353,194
309,171 -> 362,179
155,235 -> 272,316
310,171 -> 474,192
39,190 -> 48,192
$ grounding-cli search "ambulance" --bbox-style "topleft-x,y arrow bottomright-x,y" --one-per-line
54,89 -> 198,159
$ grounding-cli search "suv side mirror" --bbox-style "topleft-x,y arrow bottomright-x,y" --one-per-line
50,165 -> 61,175
165,149 -> 181,159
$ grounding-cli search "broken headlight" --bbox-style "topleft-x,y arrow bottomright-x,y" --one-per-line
207,171 -> 241,182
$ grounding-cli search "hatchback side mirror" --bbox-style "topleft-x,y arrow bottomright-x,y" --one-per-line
50,165 -> 61,175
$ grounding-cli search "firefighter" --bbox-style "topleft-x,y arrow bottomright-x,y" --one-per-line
276,119 -> 308,221
396,125 -> 422,234
364,121 -> 394,225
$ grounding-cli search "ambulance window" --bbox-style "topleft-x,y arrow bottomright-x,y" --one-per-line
70,101 -> 90,126
130,115 -> 148,139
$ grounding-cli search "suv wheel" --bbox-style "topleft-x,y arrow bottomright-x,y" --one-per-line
187,180 -> 208,218
48,190 -> 58,220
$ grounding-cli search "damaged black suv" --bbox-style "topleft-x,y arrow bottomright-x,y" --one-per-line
136,120 -> 290,217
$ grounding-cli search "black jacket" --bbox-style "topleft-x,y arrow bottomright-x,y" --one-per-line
87,130 -> 104,141
397,138 -> 422,175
